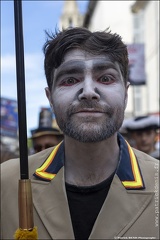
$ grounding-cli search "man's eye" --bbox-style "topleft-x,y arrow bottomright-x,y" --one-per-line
99,76 -> 114,84
61,78 -> 78,86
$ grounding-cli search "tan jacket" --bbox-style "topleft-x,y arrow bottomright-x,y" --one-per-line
1,145 -> 159,239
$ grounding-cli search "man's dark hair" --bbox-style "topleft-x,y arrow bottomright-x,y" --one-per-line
43,27 -> 129,90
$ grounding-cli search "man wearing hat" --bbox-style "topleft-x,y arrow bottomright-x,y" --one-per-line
30,107 -> 64,153
31,127 -> 64,153
124,115 -> 160,159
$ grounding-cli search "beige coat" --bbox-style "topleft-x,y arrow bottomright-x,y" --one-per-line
1,146 -> 159,239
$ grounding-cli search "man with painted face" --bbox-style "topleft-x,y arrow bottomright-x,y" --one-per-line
1,28 -> 159,239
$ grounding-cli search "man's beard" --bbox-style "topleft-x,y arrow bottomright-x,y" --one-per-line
55,101 -> 125,143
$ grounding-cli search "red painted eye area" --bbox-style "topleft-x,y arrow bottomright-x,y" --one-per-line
60,77 -> 79,86
98,75 -> 114,84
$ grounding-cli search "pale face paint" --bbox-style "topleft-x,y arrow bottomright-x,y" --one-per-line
46,49 -> 129,142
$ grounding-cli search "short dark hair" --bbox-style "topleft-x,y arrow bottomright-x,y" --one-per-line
43,27 -> 129,90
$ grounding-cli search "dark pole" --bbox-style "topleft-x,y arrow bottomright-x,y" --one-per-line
14,0 -> 28,179
13,1 -> 36,232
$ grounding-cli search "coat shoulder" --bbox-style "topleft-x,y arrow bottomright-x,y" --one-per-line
1,147 -> 55,181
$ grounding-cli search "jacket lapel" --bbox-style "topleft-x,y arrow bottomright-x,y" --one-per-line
31,134 -> 153,239
89,174 -> 154,239
31,167 -> 74,239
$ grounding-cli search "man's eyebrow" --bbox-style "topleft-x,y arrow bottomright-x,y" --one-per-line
92,61 -> 119,72
54,61 -> 85,80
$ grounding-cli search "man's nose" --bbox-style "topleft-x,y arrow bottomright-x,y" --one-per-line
78,77 -> 100,101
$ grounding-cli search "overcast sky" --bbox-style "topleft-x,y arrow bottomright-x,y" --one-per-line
1,0 -> 89,137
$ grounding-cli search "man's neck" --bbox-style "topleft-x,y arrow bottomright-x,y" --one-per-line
64,134 -> 120,186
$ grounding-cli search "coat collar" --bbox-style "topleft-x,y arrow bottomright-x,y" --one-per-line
33,134 -> 145,190
117,134 -> 145,189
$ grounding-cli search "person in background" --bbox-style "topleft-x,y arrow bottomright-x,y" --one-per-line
31,127 -> 64,153
1,27 -> 159,239
124,115 -> 160,159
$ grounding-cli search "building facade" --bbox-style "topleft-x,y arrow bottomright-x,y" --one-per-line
131,1 -> 159,116
83,0 -> 159,117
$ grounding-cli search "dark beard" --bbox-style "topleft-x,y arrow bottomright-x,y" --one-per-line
55,101 -> 125,143
61,118 -> 122,142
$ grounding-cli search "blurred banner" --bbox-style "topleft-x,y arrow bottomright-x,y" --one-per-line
0,97 -> 18,138
127,43 -> 146,85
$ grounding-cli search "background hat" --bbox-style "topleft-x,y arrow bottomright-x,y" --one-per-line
122,115 -> 160,132
31,107 -> 63,138
31,127 -> 63,139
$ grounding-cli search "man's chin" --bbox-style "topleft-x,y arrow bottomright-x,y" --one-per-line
65,128 -> 115,143
60,117 -> 123,142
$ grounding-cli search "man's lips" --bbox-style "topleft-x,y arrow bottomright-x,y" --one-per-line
73,108 -> 106,116
74,108 -> 106,113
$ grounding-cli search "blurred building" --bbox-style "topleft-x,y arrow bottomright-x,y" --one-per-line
131,1 -> 159,116
82,0 -> 159,118
59,0 -> 84,29
0,97 -> 19,158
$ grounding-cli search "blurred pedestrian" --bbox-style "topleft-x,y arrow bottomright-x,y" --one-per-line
31,127 -> 64,153
124,115 -> 160,159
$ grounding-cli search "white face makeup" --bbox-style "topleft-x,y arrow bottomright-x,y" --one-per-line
46,49 -> 129,142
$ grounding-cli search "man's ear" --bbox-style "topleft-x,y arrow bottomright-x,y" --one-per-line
124,82 -> 130,109
45,87 -> 54,111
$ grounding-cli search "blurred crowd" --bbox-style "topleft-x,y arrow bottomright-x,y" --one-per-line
120,115 -> 160,160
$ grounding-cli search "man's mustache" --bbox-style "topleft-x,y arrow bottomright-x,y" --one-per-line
67,101 -> 113,117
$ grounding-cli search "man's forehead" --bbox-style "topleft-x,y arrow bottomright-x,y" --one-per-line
62,49 -> 112,65
55,50 -> 120,73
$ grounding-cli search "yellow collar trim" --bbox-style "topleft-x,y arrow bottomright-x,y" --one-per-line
35,142 -> 62,181
122,141 -> 143,188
